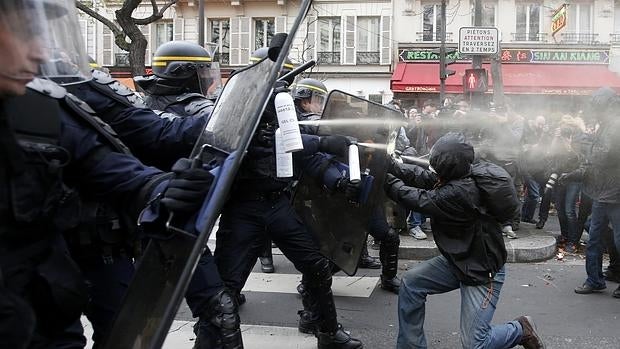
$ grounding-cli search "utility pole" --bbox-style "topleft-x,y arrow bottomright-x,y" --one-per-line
438,0 -> 455,105
490,45 -> 505,107
198,0 -> 205,47
471,0 -> 483,108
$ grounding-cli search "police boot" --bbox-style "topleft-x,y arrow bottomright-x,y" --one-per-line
306,260 -> 363,349
357,241 -> 381,269
195,289 -> 243,349
259,239 -> 274,273
297,280 -> 321,334
379,228 -> 401,294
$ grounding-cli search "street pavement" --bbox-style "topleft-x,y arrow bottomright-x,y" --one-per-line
84,216 -> 620,348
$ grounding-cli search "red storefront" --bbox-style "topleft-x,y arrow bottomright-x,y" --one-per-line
391,47 -> 620,111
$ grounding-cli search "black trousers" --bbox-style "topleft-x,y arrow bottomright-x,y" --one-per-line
214,194 -> 328,293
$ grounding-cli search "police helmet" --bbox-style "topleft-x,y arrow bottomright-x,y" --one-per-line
0,0 -> 91,85
292,78 -> 328,114
249,47 -> 295,74
150,41 -> 221,95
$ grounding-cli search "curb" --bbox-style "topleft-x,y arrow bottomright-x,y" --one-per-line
396,226 -> 557,263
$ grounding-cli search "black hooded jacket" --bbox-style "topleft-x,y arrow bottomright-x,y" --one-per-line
388,134 -> 507,285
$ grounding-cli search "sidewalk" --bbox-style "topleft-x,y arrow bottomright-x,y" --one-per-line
395,222 -> 558,262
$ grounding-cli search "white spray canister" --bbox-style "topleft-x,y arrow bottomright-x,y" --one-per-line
275,92 -> 304,153
275,128 -> 294,178
348,143 -> 361,182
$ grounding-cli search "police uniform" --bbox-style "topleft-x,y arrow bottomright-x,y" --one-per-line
211,61 -> 362,347
0,78 -> 171,348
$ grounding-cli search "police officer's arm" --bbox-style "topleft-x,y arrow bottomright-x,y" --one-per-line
60,111 -> 209,221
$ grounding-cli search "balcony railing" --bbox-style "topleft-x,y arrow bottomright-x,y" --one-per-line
356,51 -> 380,64
610,33 -> 620,44
212,52 -> 230,65
416,31 -> 453,42
115,53 -> 129,67
317,51 -> 341,64
560,33 -> 599,45
511,32 -> 548,42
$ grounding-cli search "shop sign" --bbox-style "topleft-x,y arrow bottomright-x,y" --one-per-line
398,49 -> 464,62
500,49 -> 609,64
551,4 -> 568,38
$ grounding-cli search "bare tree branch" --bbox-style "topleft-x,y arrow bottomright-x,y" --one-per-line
149,0 -> 158,15
75,1 -> 123,37
133,0 -> 177,25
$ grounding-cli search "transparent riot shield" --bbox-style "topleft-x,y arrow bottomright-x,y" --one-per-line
293,90 -> 403,275
102,2 -> 314,348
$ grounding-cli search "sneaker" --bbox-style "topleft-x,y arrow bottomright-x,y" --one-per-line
574,283 -> 606,294
613,285 -> 620,299
502,225 -> 518,239
516,316 -> 546,349
564,242 -> 577,253
535,220 -> 546,229
408,226 -> 427,240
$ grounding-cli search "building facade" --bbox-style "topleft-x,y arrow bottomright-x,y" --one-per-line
391,0 -> 620,112
84,0 -> 395,103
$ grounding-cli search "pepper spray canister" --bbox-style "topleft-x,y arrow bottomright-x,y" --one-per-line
275,92 -> 304,153
275,128 -> 294,178
348,143 -> 361,183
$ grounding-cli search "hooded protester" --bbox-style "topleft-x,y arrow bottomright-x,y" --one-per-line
385,133 -> 545,349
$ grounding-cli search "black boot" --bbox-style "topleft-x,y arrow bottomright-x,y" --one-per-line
379,228 -> 401,294
259,239 -> 275,273
306,260 -> 363,349
194,289 -> 243,349
297,280 -> 320,335
317,324 -> 364,349
535,219 -> 546,229
358,241 -> 381,269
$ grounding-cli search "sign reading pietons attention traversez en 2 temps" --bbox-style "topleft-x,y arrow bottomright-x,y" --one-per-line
458,27 -> 499,55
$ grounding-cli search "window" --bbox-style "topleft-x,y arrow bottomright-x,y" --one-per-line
567,3 -> 592,34
368,94 -> 383,104
357,17 -> 380,64
516,3 -> 541,41
254,18 -> 274,50
318,17 -> 341,64
422,3 -> 442,41
154,22 -> 173,50
209,19 -> 230,64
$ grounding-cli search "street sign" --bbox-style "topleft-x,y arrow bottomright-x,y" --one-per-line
458,27 -> 499,55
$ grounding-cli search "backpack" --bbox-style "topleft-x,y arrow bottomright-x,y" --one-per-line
471,160 -> 520,224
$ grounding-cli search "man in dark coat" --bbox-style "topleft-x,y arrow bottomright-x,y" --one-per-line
385,133 -> 545,349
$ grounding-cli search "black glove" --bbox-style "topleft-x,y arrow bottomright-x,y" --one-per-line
253,123 -> 276,147
384,173 -> 405,202
557,168 -> 585,186
319,135 -> 356,157
337,177 -> 361,203
387,157 -> 404,175
161,158 -> 214,213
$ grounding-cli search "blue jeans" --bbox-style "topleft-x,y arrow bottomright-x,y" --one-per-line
554,182 -> 582,243
397,256 -> 522,349
407,211 -> 426,228
585,200 -> 620,288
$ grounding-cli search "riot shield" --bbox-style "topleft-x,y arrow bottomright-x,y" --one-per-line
102,2 -> 313,348
293,90 -> 403,275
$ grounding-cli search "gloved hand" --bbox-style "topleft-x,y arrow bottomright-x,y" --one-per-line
318,135 -> 356,157
557,168 -> 584,185
262,81 -> 291,123
161,158 -> 214,213
337,177 -> 361,203
253,123 -> 276,147
384,174 -> 405,202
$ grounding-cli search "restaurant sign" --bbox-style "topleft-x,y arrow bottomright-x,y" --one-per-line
398,48 -> 609,65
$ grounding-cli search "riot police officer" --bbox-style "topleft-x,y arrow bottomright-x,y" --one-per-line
292,79 -> 401,295
67,45 -> 240,347
210,48 -> 363,348
0,1 -> 213,348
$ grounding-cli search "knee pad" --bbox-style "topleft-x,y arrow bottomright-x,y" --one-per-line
304,259 -> 332,290
206,289 -> 240,331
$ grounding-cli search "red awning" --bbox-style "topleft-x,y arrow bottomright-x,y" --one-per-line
390,62 -> 620,95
